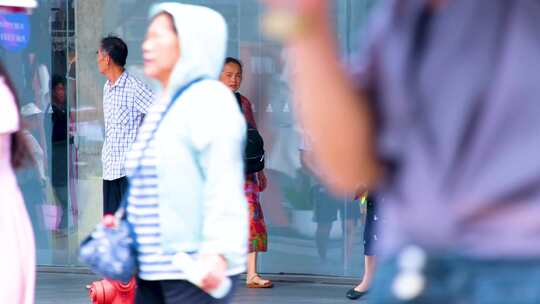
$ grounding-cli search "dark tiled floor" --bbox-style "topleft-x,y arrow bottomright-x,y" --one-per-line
36,272 -> 368,304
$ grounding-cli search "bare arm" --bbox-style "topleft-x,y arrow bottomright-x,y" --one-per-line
264,1 -> 381,194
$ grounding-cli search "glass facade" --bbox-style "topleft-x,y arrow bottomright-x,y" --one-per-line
2,0 -> 377,278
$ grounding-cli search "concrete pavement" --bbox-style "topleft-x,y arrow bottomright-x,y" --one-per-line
36,272 -> 368,304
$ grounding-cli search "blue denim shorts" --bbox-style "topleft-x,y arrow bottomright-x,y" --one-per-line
370,253 -> 540,304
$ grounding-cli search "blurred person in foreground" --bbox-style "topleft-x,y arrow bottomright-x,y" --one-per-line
219,57 -> 272,289
300,133 -> 378,301
299,134 -> 361,266
0,62 -> 36,304
262,0 -> 540,303
346,192 -> 378,300
124,3 -> 248,303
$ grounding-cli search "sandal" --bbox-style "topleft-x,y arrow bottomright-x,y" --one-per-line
246,274 -> 273,288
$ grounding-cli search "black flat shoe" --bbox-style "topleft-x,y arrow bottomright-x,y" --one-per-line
346,288 -> 368,300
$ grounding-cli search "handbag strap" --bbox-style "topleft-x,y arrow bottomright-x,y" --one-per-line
114,77 -> 207,220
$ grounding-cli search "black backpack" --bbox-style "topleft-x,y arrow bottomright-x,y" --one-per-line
235,92 -> 265,174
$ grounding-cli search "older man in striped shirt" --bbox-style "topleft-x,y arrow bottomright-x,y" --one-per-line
97,35 -> 154,215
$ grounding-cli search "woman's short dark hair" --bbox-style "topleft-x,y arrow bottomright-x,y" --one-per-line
52,74 -> 65,90
100,35 -> 128,67
224,57 -> 243,73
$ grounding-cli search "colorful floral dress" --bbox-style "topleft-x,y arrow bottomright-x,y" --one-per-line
239,94 -> 268,252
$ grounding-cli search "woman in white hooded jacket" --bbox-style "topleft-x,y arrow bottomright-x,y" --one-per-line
124,3 -> 248,303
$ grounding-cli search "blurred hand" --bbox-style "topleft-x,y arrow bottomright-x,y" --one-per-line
199,254 -> 228,292
261,0 -> 329,17
102,214 -> 118,228
260,0 -> 331,46
256,170 -> 268,192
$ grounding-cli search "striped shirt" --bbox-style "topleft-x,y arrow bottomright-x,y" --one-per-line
125,98 -> 186,281
102,71 -> 154,180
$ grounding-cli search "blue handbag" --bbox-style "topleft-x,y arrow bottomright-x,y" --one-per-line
78,77 -> 206,282
78,205 -> 136,283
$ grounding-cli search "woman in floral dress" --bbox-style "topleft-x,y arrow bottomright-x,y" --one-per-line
220,57 -> 273,288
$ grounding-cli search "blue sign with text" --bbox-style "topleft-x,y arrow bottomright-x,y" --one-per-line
0,13 -> 30,52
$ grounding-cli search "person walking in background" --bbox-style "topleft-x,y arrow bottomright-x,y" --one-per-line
20,103 -> 47,189
346,192 -> 378,301
300,132 -> 372,296
125,3 -> 248,303
262,0 -> 540,302
18,102 -> 51,257
97,35 -> 154,215
26,48 -> 50,112
0,62 -> 36,304
23,47 -> 50,183
220,57 -> 273,289
45,75 -> 69,233
308,184 -> 360,265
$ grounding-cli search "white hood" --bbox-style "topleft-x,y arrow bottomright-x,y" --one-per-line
149,2 -> 227,98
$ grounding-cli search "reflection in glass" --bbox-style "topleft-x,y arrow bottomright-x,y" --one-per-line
17,102 -> 51,263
